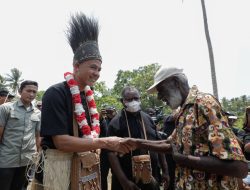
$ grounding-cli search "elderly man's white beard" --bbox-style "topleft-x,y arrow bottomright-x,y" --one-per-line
168,89 -> 183,110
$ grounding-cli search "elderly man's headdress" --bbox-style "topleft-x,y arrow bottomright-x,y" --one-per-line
66,12 -> 102,63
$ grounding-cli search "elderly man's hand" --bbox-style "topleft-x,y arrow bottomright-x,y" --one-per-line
161,172 -> 170,190
171,142 -> 184,163
105,137 -> 135,154
121,179 -> 141,190
121,138 -> 138,150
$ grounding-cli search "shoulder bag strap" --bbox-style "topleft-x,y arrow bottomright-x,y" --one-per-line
124,110 -> 149,155
71,108 -> 79,190
72,114 -> 79,137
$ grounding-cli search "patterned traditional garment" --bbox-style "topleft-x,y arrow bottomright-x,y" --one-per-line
174,85 -> 246,190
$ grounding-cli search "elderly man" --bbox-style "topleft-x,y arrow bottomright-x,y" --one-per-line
129,67 -> 248,190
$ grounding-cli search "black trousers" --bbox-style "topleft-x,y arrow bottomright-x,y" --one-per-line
0,166 -> 28,190
111,174 -> 160,190
100,150 -> 110,190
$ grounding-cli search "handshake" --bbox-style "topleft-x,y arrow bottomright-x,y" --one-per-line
103,137 -> 173,155
103,137 -> 138,154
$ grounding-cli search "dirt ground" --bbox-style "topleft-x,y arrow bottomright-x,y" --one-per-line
27,171 -> 164,190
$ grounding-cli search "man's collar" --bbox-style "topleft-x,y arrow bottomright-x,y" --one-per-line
17,99 -> 35,110
182,85 -> 199,108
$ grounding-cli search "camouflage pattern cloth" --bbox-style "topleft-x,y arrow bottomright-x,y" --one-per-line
174,86 -> 246,190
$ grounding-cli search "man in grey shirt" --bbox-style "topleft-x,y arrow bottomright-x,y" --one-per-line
0,80 -> 41,190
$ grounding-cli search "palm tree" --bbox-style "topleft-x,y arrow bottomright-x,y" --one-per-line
0,74 -> 7,89
200,0 -> 219,99
5,68 -> 23,94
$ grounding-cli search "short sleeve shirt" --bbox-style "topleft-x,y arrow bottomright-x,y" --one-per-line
40,82 -> 73,149
174,86 -> 246,190
41,82 -> 91,149
0,100 -> 41,168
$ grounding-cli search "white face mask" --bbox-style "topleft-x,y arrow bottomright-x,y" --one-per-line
125,100 -> 141,113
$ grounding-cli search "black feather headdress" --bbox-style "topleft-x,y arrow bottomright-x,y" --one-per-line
66,12 -> 102,63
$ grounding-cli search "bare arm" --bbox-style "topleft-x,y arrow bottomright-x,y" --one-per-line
35,132 -> 42,151
125,138 -> 248,178
52,135 -> 131,154
108,152 -> 129,185
108,152 -> 140,190
136,140 -> 248,179
159,153 -> 168,174
172,150 -> 248,179
158,153 -> 170,189
244,142 -> 250,152
126,138 -> 172,153
0,126 -> 4,143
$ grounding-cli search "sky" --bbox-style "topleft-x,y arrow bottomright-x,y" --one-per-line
0,0 -> 249,100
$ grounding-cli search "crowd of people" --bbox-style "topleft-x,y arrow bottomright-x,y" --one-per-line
0,12 -> 249,190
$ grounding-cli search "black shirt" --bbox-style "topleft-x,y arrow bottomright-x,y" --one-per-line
107,109 -> 160,187
41,81 -> 91,149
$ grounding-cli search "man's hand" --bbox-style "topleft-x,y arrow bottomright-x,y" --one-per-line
120,138 -> 138,151
105,137 -> 134,154
161,172 -> 170,190
121,179 -> 140,190
171,142 -> 184,164
166,135 -> 173,143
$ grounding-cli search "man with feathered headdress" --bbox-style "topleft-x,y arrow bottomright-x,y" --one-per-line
39,12 -> 131,190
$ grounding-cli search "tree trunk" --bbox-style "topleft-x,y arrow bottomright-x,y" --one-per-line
200,0 -> 219,100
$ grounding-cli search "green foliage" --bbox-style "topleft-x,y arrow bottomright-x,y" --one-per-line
94,63 -> 171,115
112,63 -> 163,110
4,68 -> 23,94
94,81 -> 123,111
221,95 -> 250,129
36,91 -> 45,101
1,66 -> 249,126
221,95 -> 250,116
0,74 -> 7,89
234,115 -> 245,129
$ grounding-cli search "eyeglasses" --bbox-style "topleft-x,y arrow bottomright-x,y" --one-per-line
124,97 -> 140,102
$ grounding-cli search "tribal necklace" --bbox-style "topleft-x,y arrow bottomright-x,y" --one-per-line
64,72 -> 100,138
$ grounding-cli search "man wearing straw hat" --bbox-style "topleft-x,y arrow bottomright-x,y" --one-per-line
127,66 -> 248,189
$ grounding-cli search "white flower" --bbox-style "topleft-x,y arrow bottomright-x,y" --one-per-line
89,107 -> 98,114
65,74 -> 74,81
86,94 -> 94,101
91,131 -> 99,138
79,119 -> 88,127
92,118 -> 100,126
84,86 -> 91,92
70,86 -> 80,95
75,103 -> 84,114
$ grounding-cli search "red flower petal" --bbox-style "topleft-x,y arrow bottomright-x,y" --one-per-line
82,126 -> 91,135
93,126 -> 100,134
68,79 -> 78,86
86,90 -> 93,96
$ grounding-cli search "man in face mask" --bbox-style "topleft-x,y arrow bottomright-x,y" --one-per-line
107,86 -> 169,190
